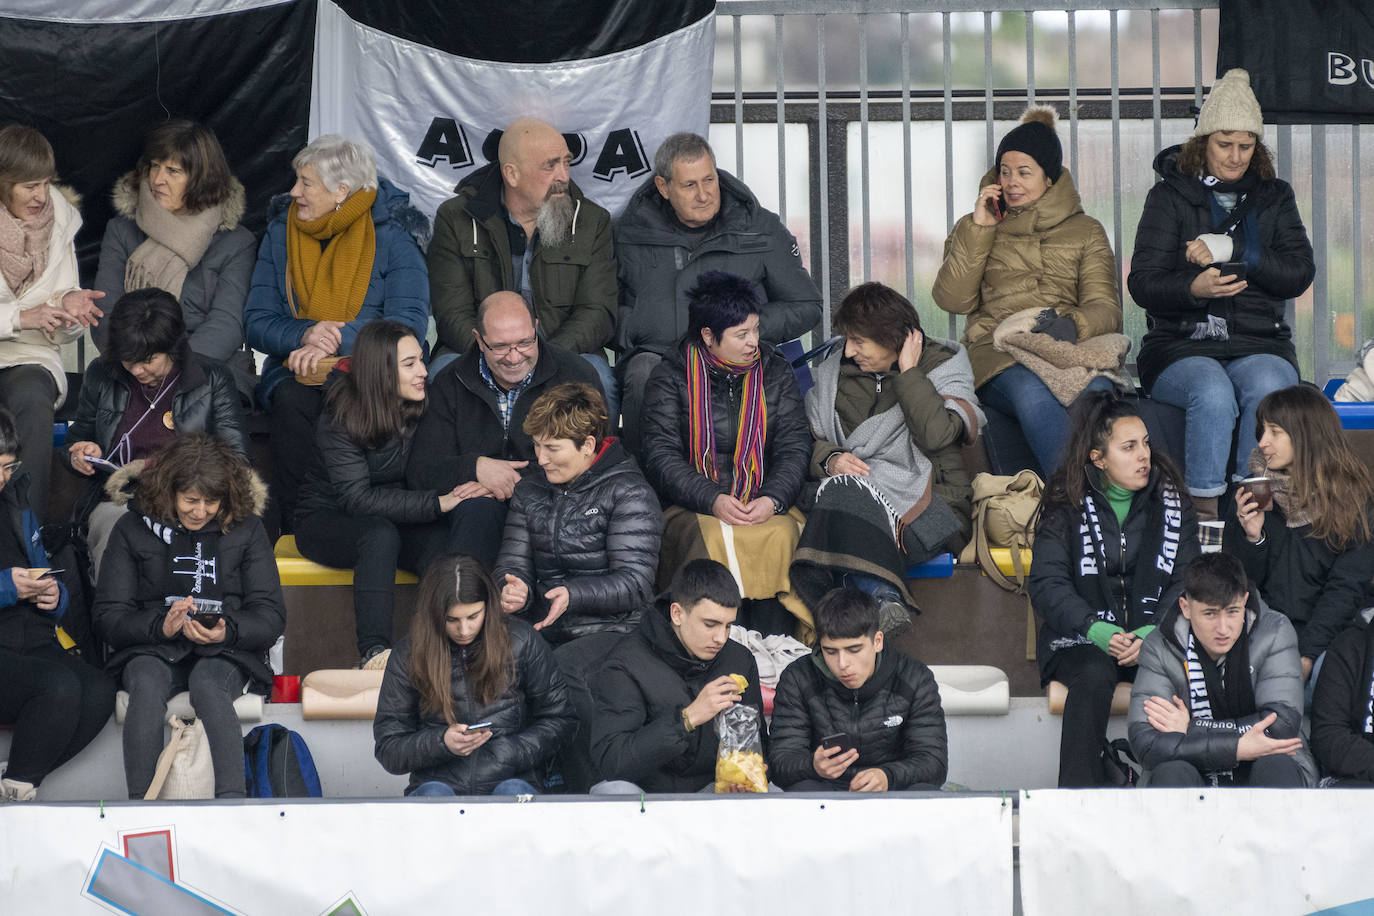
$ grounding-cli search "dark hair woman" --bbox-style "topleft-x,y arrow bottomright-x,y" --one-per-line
0,124 -> 106,518
373,554 -> 576,796
1128,69 -> 1315,522
65,288 -> 245,580
639,271 -> 811,633
1226,384 -> 1374,686
94,119 -> 257,399
0,408 -> 114,801
294,320 -> 471,667
1028,391 -> 1200,786
93,433 -> 284,798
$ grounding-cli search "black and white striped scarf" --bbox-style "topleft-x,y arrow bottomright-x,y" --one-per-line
1078,481 -> 1183,629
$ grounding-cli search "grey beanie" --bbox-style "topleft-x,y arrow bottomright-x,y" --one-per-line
1195,68 -> 1264,139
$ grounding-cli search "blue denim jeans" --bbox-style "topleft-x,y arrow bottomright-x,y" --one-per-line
1149,354 -> 1298,496
977,364 -> 1116,474
411,778 -> 540,797
580,353 -> 620,427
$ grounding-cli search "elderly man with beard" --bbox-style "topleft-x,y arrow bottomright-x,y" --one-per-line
428,117 -> 619,419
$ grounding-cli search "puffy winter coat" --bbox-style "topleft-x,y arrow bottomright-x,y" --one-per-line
244,177 -> 431,407
1223,495 -> 1374,662
0,472 -> 70,653
428,162 -> 616,358
1127,595 -> 1317,785
92,477 -> 284,688
1310,623 -> 1374,782
373,619 -> 576,795
1128,145 -> 1315,391
640,340 -> 811,514
614,169 -> 821,358
493,438 -> 661,644
405,339 -> 601,493
94,172 -> 256,363
1029,467 -> 1200,680
769,649 -> 948,789
932,168 -> 1121,388
591,599 -> 765,793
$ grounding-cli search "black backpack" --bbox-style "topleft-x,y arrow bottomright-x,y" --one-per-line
243,724 -> 323,798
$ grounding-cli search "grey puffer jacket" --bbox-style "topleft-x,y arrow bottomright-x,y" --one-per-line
373,619 -> 576,795
492,438 -> 661,645
1127,593 -> 1317,785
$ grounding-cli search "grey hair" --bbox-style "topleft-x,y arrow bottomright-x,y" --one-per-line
292,134 -> 378,195
653,132 -> 714,182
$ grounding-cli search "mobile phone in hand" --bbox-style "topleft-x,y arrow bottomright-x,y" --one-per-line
465,721 -> 493,732
986,191 -> 1005,221
38,568 -> 66,579
1214,261 -> 1246,282
821,732 -> 856,756
85,456 -> 119,472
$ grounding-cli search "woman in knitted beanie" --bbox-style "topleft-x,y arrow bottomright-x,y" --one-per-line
1128,69 -> 1315,522
933,105 -> 1122,476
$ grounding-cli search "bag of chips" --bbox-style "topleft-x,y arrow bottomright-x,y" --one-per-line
714,704 -> 768,793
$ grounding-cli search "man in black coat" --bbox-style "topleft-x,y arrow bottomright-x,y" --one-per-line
589,559 -> 766,794
770,588 -> 947,791
406,291 -> 601,570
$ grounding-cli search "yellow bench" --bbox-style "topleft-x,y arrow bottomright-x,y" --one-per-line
273,535 -> 418,587
985,547 -> 1033,578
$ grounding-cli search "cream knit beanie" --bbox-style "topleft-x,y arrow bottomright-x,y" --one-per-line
1195,68 -> 1264,139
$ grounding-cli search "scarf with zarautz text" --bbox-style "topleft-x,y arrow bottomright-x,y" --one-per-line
1185,619 -> 1254,785
685,341 -> 766,502
1078,476 -> 1182,631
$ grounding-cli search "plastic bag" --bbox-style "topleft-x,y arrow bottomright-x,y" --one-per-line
714,704 -> 768,793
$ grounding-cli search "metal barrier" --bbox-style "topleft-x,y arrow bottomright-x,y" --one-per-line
710,1 -> 1370,385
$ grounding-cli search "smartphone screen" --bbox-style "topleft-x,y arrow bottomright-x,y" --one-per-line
821,733 -> 856,755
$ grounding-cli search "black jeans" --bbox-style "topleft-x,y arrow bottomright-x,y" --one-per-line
268,380 -> 324,535
295,511 -> 439,655
1148,754 -> 1305,787
1044,643 -> 1135,787
437,496 -> 509,573
0,365 -> 58,524
122,654 -> 249,799
0,642 -> 115,785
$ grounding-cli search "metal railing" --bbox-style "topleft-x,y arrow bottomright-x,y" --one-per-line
709,1 -> 1371,385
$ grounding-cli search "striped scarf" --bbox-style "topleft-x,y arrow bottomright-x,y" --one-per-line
685,342 -> 766,502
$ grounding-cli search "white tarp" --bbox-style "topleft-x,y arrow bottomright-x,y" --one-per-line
0,0 -> 292,23
309,0 -> 714,219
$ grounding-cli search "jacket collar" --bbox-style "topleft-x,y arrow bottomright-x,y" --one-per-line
456,160 -> 589,223
640,597 -> 718,678
809,644 -> 896,703
975,165 -> 1085,234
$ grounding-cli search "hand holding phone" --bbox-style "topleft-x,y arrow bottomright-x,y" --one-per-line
1213,261 -> 1247,282
821,732 -> 856,756
464,721 -> 493,732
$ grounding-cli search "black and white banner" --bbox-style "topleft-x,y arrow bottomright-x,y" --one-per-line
1219,0 -> 1374,123
310,0 -> 715,217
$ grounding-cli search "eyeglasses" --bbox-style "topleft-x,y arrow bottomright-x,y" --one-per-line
478,333 -> 538,358
1,460 -> 21,477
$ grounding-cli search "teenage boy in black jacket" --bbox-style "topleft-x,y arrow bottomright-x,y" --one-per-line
770,588 -> 947,791
589,559 -> 765,794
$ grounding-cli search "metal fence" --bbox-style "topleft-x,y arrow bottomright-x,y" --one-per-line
709,1 -> 1372,385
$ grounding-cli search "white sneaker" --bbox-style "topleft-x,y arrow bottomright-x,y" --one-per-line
1,777 -> 36,802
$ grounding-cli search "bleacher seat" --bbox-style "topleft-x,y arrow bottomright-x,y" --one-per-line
1046,680 -> 1132,716
274,535 -> 417,586
301,669 -> 385,720
930,665 -> 1010,715
113,690 -> 264,724
907,552 -> 955,578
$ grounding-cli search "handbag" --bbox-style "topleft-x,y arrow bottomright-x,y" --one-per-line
144,713 -> 216,800
958,469 -> 1043,593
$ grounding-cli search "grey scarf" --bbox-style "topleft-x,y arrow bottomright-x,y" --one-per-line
125,180 -> 220,300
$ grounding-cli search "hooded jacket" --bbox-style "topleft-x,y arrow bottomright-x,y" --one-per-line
931,168 -> 1121,389
639,339 -> 811,515
1029,466 -> 1200,679
94,172 -> 256,363
0,187 -> 86,408
493,438 -> 662,645
1310,622 -> 1374,782
428,162 -> 616,358
244,177 -> 431,408
1127,592 -> 1317,785
92,471 -> 284,687
1128,145 -> 1315,391
590,598 -> 765,793
769,647 -> 948,790
614,168 -> 821,358
0,471 -> 70,654
373,618 -> 576,795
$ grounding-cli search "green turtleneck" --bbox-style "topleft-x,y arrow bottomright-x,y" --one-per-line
1086,478 -> 1156,651
1103,480 -> 1134,527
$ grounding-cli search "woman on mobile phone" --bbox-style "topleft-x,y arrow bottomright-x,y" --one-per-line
1129,70 -> 1315,522
93,433 -> 284,799
373,554 -> 576,796
1028,392 -> 1199,786
933,105 -> 1121,475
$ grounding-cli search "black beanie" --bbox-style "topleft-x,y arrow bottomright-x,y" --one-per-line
994,105 -> 1063,182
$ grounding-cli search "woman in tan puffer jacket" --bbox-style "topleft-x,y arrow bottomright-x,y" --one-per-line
933,106 -> 1121,473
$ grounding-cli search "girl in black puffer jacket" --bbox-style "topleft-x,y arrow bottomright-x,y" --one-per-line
373,554 -> 575,796
1029,393 -> 1200,786
493,382 -> 661,646
295,320 -> 469,666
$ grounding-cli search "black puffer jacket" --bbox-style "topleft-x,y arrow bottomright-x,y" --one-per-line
1223,495 -> 1374,661
492,438 -> 661,645
1128,145 -> 1315,390
640,340 -> 810,514
1310,622 -> 1374,782
770,649 -> 948,789
1029,467 -> 1200,680
373,619 -> 576,795
406,339 -> 602,493
591,598 -> 765,793
614,168 -> 821,359
93,490 -> 284,687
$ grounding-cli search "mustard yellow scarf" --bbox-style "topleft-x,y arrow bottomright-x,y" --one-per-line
285,188 -> 377,323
